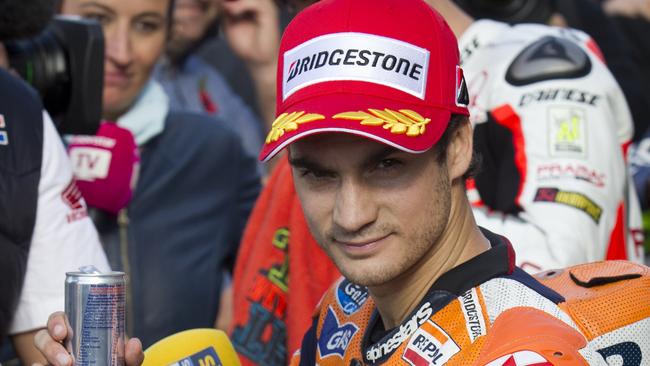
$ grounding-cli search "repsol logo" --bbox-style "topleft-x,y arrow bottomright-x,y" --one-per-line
283,33 -> 430,100
365,302 -> 433,363
287,48 -> 424,82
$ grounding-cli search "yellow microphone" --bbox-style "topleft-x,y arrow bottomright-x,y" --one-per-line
143,329 -> 241,366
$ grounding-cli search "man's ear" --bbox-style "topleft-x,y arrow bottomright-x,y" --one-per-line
446,118 -> 473,181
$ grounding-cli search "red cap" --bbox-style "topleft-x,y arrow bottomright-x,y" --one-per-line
259,0 -> 469,162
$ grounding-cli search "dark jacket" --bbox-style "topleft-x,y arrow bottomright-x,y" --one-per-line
0,69 -> 43,340
94,111 -> 261,347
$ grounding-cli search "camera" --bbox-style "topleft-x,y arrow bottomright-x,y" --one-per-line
4,16 -> 104,135
454,0 -> 556,24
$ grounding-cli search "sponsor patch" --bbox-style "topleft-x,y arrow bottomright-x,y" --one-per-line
536,163 -> 605,187
402,320 -> 460,366
336,279 -> 369,315
548,107 -> 587,158
318,307 -> 359,360
534,187 -> 602,223
168,346 -> 223,366
61,179 -> 88,223
458,288 -> 486,342
484,350 -> 552,366
283,32 -> 429,100
518,88 -> 600,108
365,301 -> 433,363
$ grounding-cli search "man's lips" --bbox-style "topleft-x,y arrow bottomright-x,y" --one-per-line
334,233 -> 392,255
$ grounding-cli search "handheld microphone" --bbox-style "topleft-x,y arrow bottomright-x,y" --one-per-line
68,122 -> 139,215
143,329 -> 241,366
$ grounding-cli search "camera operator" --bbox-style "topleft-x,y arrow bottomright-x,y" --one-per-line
0,1 -> 110,364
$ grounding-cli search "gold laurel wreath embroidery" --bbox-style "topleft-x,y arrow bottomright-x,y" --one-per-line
332,109 -> 431,136
266,111 -> 325,143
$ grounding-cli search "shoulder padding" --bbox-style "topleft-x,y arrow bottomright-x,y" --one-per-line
535,261 -> 650,339
506,35 -> 591,86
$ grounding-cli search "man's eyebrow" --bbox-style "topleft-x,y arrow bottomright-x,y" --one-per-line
288,156 -> 324,171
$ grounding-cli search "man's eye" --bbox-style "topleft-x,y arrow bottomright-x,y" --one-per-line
377,158 -> 400,170
301,169 -> 333,179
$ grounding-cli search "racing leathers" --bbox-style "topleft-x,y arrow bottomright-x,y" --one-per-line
291,229 -> 650,365
459,20 -> 644,272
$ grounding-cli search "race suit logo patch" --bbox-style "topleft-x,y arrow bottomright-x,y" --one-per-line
534,187 -> 602,223
519,88 -> 600,108
548,107 -> 587,158
402,320 -> 460,366
61,178 -> 88,223
283,32 -> 429,100
484,350 -> 552,366
365,301 -> 433,363
536,163 -> 605,188
318,307 -> 359,359
336,279 -> 369,315
459,288 -> 486,342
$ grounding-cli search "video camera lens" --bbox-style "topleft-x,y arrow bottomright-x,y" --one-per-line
5,16 -> 104,135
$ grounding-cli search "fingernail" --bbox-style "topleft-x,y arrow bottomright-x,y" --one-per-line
56,353 -> 71,366
54,324 -> 64,337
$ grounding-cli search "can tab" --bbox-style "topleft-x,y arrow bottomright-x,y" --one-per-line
78,265 -> 102,274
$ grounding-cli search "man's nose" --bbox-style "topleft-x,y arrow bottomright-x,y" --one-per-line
332,179 -> 377,235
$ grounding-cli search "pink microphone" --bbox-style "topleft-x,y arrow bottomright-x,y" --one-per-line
68,122 -> 139,215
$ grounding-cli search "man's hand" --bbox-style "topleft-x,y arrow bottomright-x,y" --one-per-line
221,0 -> 280,68
33,312 -> 144,366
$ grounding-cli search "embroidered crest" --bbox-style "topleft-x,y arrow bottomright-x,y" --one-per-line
265,111 -> 325,144
333,108 -> 430,136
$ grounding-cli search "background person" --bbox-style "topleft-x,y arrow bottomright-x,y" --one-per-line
60,0 -> 261,349
154,0 -> 265,161
0,1 -> 110,364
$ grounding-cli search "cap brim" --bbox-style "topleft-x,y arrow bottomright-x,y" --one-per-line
259,92 -> 453,162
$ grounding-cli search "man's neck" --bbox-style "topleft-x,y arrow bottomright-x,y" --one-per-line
367,188 -> 489,329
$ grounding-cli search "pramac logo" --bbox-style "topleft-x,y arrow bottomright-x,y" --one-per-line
283,32 -> 430,100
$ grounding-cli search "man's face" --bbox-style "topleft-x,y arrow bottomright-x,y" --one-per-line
290,134 -> 452,287
61,0 -> 170,120
167,0 -> 220,58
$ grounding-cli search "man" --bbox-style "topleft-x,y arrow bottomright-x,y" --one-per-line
230,0 -> 644,364
154,0 -> 267,161
270,0 -> 647,364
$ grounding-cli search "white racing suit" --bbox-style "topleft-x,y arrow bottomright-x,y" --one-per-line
459,20 -> 644,272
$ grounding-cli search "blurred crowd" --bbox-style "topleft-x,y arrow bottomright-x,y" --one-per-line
1,0 -> 650,365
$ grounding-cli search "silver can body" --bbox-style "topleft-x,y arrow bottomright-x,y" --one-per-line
65,271 -> 126,366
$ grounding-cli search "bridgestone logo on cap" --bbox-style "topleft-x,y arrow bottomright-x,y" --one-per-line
283,32 -> 430,100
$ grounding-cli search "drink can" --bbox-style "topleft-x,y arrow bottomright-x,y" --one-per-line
65,270 -> 126,366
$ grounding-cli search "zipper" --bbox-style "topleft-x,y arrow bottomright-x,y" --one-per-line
118,208 -> 135,337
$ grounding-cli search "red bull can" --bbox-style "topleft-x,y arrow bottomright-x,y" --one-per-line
65,269 -> 126,366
